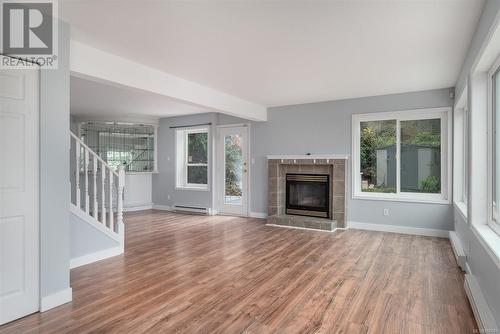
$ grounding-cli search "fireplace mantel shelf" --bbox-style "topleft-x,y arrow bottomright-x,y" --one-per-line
267,154 -> 349,160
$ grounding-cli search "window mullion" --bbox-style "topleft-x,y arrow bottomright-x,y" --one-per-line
396,119 -> 401,194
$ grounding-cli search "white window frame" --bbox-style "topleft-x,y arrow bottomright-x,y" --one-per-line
453,89 -> 469,218
175,126 -> 210,191
352,107 -> 451,204
487,58 -> 500,236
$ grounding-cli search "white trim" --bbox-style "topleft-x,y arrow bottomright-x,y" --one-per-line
449,231 -> 467,270
216,125 -> 250,217
70,246 -> 123,269
487,58 -> 500,236
454,201 -> 468,221
472,224 -> 500,271
266,224 -> 338,233
266,154 -> 349,160
249,212 -> 267,219
40,288 -> 72,312
347,221 -> 449,238
352,194 -> 450,205
351,107 -> 452,204
123,203 -> 154,212
152,204 -> 172,211
175,126 -> 210,191
73,115 -> 160,126
464,274 -> 498,334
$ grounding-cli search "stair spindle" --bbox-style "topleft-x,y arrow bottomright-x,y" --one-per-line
84,149 -> 90,214
109,169 -> 114,231
101,161 -> 106,227
117,165 -> 125,237
75,141 -> 81,208
92,157 -> 98,219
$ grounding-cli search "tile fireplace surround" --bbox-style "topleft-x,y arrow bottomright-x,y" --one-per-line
267,155 -> 348,230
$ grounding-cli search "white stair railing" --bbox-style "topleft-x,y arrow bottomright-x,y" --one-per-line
70,132 -> 125,241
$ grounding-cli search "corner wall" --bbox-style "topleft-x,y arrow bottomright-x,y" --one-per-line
453,0 -> 500,328
40,21 -> 72,302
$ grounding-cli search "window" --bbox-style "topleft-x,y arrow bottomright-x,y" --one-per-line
489,67 -> 500,235
453,100 -> 469,217
352,108 -> 450,203
80,122 -> 157,172
176,127 -> 209,190
463,107 -> 469,205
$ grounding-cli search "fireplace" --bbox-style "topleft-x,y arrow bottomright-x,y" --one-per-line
286,173 -> 330,218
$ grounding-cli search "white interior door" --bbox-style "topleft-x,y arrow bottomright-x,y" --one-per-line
0,57 -> 40,325
217,126 -> 249,216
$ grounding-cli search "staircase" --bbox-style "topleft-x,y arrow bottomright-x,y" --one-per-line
70,131 -> 125,260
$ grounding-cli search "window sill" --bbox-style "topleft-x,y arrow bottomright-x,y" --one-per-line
472,224 -> 500,271
175,186 -> 209,192
453,201 -> 468,221
352,193 -> 451,205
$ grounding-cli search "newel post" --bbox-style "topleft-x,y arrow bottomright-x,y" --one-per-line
117,165 -> 126,237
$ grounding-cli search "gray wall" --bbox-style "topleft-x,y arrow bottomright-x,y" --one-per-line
40,21 -> 71,298
153,113 -> 218,209
454,0 -> 500,328
155,89 -> 454,231
70,212 -> 119,259
251,88 -> 454,230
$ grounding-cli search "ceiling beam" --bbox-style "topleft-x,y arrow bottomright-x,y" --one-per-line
70,40 -> 267,121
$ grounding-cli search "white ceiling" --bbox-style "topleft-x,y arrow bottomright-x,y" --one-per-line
62,0 -> 484,107
70,76 -> 210,119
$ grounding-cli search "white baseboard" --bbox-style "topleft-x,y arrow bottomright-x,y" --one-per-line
464,274 -> 498,333
40,287 -> 72,312
70,246 -> 123,269
152,204 -> 172,211
123,203 -> 153,212
249,211 -> 267,219
347,221 -> 449,238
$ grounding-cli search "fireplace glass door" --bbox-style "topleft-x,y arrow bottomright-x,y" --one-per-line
286,174 -> 329,218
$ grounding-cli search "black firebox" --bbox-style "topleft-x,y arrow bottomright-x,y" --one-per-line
285,173 -> 330,218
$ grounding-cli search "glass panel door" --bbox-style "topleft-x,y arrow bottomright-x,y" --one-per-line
218,126 -> 248,215
224,134 -> 243,205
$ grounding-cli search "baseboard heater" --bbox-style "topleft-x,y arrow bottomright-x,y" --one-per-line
172,205 -> 211,215
449,231 -> 466,271
464,274 -> 498,333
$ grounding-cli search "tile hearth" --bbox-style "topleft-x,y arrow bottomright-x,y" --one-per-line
267,155 -> 348,231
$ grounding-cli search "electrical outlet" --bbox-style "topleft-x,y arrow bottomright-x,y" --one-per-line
383,209 -> 389,216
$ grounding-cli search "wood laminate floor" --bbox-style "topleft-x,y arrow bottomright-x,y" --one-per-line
0,210 -> 476,333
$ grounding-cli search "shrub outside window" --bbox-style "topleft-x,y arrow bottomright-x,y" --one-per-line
353,108 -> 450,203
176,127 -> 209,190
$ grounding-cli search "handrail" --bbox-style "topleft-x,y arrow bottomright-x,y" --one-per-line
70,131 -> 126,240
70,131 -> 119,177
